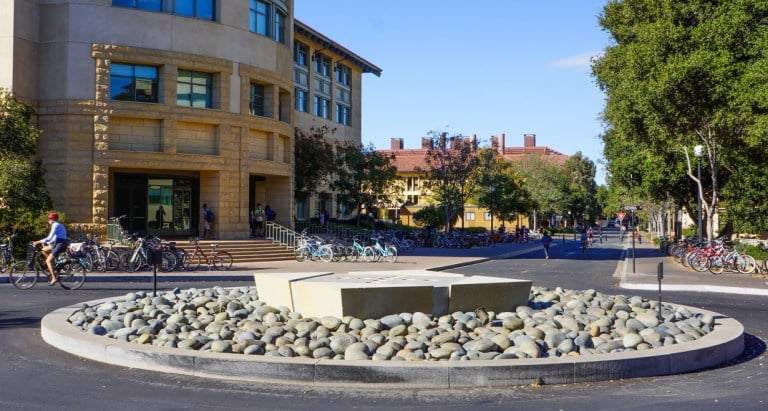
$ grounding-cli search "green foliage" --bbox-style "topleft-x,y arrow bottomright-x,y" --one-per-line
332,143 -> 398,224
0,89 -> 54,236
416,133 -> 479,231
742,243 -> 768,261
412,205 -> 445,230
294,126 -> 336,203
473,148 -> 535,223
593,0 -> 768,234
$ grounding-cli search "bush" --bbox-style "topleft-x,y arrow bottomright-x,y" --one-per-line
743,243 -> 768,261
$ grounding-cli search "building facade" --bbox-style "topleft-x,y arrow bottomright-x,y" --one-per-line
1,0 -> 380,239
379,134 -> 570,231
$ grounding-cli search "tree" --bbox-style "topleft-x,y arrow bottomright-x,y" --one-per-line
593,0 -> 768,241
0,89 -> 53,238
563,152 -> 599,225
516,155 -> 569,228
412,205 -> 445,230
472,148 -> 534,227
415,132 -> 479,231
294,126 -> 336,204
331,142 -> 398,225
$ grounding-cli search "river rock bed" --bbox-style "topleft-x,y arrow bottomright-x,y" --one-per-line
67,286 -> 715,361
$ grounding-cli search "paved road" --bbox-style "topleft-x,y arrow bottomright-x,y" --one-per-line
1,233 -> 766,410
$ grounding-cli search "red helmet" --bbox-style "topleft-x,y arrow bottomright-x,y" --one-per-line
47,213 -> 59,220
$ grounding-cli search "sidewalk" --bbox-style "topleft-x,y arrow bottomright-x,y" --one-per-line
618,237 -> 768,296
7,238 -> 768,295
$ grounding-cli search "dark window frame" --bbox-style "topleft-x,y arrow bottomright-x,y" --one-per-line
110,63 -> 160,103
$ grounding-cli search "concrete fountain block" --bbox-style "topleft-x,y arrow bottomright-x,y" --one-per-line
253,272 -> 333,311
254,270 -> 533,319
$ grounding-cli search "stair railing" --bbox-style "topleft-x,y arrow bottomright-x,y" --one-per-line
264,221 -> 303,249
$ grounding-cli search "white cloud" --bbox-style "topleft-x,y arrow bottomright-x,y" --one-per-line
552,52 -> 602,68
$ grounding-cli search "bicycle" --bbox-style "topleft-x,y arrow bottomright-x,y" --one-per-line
10,243 -> 87,290
363,236 -> 398,263
124,235 -> 177,272
294,233 -> 333,263
183,237 -> 233,271
1,234 -> 27,277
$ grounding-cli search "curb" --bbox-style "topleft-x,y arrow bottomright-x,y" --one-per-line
41,296 -> 745,389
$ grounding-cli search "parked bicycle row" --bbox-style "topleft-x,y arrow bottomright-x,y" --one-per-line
3,232 -> 233,290
664,237 -> 758,275
294,231 -> 398,263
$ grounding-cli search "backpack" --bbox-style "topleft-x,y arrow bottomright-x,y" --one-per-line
205,208 -> 215,222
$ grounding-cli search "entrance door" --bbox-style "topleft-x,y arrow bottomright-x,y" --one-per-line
114,175 -> 148,234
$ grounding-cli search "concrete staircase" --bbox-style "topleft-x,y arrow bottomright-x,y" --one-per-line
176,239 -> 295,264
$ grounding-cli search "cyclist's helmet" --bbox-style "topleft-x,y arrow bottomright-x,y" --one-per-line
48,213 -> 59,220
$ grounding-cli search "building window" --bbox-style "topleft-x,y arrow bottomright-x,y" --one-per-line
295,88 -> 308,112
335,64 -> 350,86
175,0 -> 215,21
314,54 -> 331,77
335,104 -> 350,126
465,212 -> 476,221
484,212 -> 491,221
111,63 -> 159,103
294,42 -> 308,67
177,69 -> 212,108
113,0 -> 162,11
249,84 -> 265,116
249,0 -> 269,36
274,9 -> 286,43
250,0 -> 287,43
314,96 -> 330,119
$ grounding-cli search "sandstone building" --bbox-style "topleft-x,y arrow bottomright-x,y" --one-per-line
1,0 -> 380,239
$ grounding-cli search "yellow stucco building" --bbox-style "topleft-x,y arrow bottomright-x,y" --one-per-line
378,134 -> 570,232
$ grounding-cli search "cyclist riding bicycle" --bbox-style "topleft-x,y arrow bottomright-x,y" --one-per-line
32,212 -> 68,286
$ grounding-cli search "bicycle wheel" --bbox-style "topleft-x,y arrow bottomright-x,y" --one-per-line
79,253 -> 94,272
345,246 -> 358,262
362,246 -> 375,262
708,256 -> 724,275
295,247 -> 309,262
689,252 -> 710,272
383,246 -> 398,263
58,261 -> 86,290
212,251 -> 233,270
173,248 -> 188,270
737,254 -> 756,274
127,253 -> 147,272
9,260 -> 40,290
105,250 -> 121,271
183,253 -> 201,271
160,250 -> 177,272
318,245 -> 334,263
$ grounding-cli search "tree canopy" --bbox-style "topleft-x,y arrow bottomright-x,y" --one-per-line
592,0 -> 768,238
0,89 -> 53,237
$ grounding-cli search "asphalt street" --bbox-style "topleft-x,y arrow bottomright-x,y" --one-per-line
1,232 -> 766,410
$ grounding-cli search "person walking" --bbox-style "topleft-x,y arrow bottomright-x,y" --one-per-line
580,228 -> 589,255
541,229 -> 553,259
155,205 -> 166,230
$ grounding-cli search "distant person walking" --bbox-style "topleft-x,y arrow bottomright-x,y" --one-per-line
202,203 -> 214,239
580,228 -> 588,255
541,230 -> 553,259
155,205 -> 166,230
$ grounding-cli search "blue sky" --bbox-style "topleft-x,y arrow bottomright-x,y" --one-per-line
294,1 -> 611,185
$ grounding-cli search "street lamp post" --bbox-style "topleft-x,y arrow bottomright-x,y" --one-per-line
460,179 -> 466,232
489,186 -> 495,244
694,145 -> 704,242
